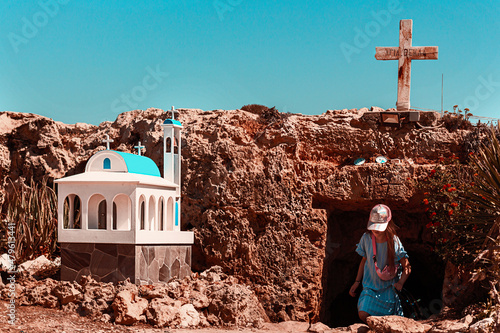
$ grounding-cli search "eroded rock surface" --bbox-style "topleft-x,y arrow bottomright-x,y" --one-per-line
1,266 -> 268,328
0,107 -> 478,324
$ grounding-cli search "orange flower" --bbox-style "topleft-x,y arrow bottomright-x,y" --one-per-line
430,212 -> 436,218
469,152 -> 474,155
423,199 -> 429,205
448,209 -> 453,216
451,202 -> 458,207
424,192 -> 429,196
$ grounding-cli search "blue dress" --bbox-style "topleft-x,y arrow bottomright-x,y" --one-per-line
355,232 -> 408,316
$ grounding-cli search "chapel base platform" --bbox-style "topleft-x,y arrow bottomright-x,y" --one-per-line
60,243 -> 192,285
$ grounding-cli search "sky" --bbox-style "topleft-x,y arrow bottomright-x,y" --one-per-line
0,0 -> 499,125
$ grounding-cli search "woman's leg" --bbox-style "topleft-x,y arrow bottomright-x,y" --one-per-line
358,311 -> 370,323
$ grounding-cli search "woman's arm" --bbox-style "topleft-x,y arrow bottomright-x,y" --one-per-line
394,257 -> 411,291
349,257 -> 367,297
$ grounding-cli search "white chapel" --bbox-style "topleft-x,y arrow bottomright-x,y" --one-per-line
56,112 -> 194,284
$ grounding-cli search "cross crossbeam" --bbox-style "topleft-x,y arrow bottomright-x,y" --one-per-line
375,20 -> 438,111
102,134 -> 114,150
134,141 -> 145,156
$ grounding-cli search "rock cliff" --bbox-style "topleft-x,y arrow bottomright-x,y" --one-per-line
0,107 -> 475,326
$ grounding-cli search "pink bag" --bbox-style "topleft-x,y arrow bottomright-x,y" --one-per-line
371,233 -> 400,281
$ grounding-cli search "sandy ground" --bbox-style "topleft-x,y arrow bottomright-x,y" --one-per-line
0,301 -> 315,333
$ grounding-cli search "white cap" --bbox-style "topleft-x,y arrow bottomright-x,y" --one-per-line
367,204 -> 392,231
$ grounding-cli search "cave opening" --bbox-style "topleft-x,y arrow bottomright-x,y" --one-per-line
318,207 -> 445,328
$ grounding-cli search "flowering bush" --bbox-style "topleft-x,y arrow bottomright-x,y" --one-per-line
418,154 -> 478,265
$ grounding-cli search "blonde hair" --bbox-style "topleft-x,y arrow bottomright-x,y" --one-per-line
371,219 -> 398,269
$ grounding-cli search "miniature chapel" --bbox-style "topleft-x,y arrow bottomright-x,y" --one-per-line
56,114 -> 194,284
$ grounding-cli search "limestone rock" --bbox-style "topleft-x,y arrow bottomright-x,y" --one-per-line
366,315 -> 426,333
18,255 -> 60,279
0,108 -> 479,321
344,323 -> 372,332
208,283 -> 269,326
179,303 -> 201,328
112,290 -> 148,325
52,281 -> 81,305
308,322 -> 334,333
19,278 -> 58,306
0,253 -> 13,271
428,315 -> 473,333
188,290 -> 210,309
469,317 -> 495,333
146,297 -> 182,327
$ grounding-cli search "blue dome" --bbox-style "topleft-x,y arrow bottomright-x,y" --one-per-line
113,151 -> 161,177
163,119 -> 182,126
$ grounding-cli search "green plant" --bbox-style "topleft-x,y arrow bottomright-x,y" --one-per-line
418,155 -> 478,265
441,105 -> 474,131
0,177 -> 59,262
468,126 -> 500,315
468,126 -> 500,245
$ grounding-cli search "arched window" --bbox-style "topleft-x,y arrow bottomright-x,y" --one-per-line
98,200 -> 107,229
113,194 -> 131,230
166,137 -> 172,153
88,194 -> 106,229
113,202 -> 117,230
139,197 -> 146,230
159,197 -> 165,231
63,195 -> 81,229
166,197 -> 174,231
148,196 -> 156,230
103,158 -> 111,169
174,137 -> 179,154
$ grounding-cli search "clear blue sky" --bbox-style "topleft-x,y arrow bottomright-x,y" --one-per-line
1,0 -> 498,125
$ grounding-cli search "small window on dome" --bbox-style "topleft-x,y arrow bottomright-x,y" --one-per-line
103,158 -> 111,169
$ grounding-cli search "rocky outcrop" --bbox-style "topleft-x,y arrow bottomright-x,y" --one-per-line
1,266 -> 268,328
112,290 -> 148,325
0,107 -> 479,324
367,315 -> 427,333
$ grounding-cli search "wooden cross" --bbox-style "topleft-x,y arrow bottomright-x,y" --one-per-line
134,141 -> 145,156
102,134 -> 114,150
375,19 -> 438,111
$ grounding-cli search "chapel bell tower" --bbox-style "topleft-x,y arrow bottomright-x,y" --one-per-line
161,106 -> 182,196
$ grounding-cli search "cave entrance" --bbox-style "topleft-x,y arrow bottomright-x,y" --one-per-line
318,208 -> 445,328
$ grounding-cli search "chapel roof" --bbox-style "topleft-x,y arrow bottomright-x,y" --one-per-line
113,151 -> 161,177
163,119 -> 182,126
83,150 -> 161,177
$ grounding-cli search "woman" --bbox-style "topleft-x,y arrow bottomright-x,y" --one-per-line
349,204 -> 411,323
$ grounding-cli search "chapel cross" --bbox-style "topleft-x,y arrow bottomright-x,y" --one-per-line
375,19 -> 438,111
134,141 -> 145,156
102,134 -> 114,150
